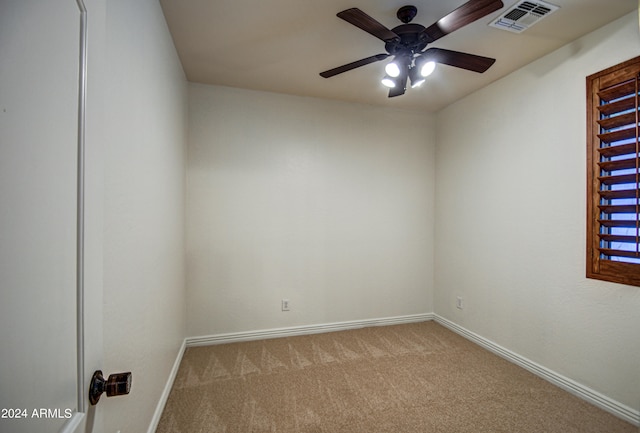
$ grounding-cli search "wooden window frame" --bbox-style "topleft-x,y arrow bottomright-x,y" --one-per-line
586,56 -> 640,286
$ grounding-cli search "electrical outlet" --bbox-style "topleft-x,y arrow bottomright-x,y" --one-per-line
456,296 -> 463,310
281,299 -> 290,311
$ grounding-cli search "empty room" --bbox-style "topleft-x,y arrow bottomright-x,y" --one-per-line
1,1 -> 639,432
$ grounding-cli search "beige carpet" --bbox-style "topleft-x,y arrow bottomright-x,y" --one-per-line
156,322 -> 637,432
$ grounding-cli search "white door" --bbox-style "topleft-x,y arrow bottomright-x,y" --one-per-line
0,2 -> 92,432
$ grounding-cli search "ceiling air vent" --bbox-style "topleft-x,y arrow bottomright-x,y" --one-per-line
489,0 -> 559,33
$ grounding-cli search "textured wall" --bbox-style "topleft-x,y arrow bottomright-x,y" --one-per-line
435,12 -> 640,411
187,84 -> 435,337
100,0 -> 188,432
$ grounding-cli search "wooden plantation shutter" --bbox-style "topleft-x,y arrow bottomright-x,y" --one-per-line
587,56 -> 640,286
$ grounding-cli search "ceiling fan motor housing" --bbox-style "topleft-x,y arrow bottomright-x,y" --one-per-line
385,24 -> 429,56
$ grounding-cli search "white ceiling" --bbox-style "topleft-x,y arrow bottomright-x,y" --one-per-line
159,0 -> 636,112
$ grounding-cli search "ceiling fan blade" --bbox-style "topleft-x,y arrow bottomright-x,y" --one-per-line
423,48 -> 495,73
320,53 -> 390,78
423,0 -> 503,43
337,8 -> 400,43
388,75 -> 408,98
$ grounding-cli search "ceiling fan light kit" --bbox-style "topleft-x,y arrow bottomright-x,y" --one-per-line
382,56 -> 435,89
320,0 -> 505,98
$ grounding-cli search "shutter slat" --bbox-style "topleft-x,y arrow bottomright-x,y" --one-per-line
597,80 -> 637,101
598,204 -> 638,214
599,234 -> 638,244
598,97 -> 636,116
598,173 -> 637,185
598,158 -> 638,172
597,112 -> 637,130
598,219 -> 639,228
599,189 -> 638,200
597,142 -> 637,158
598,127 -> 637,144
598,248 -> 640,259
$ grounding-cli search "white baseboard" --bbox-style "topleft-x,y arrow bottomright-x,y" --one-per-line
147,339 -> 187,433
185,313 -> 434,347
434,314 -> 640,427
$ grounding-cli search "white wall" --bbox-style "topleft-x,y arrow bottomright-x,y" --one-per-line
100,0 -> 187,432
187,84 -> 435,336
435,11 -> 640,411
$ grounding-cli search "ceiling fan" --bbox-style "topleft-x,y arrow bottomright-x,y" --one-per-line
319,0 -> 504,97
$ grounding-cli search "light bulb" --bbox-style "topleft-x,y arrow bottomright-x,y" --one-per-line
420,61 -> 436,77
385,62 -> 401,78
381,76 -> 396,88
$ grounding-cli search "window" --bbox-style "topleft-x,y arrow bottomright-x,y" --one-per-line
586,56 -> 640,286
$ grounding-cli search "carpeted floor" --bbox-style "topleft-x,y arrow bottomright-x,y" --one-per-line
156,321 -> 637,432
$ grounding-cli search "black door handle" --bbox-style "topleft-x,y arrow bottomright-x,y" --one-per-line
89,370 -> 132,405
